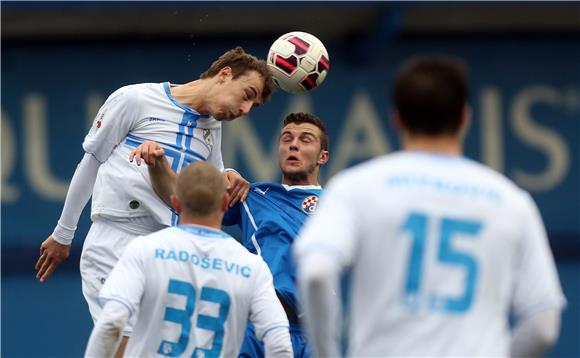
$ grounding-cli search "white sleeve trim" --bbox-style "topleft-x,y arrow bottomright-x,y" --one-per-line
258,322 -> 290,341
98,296 -> 135,319
223,167 -> 239,174
262,325 -> 293,357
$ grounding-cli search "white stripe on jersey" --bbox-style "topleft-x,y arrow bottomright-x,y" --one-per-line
242,201 -> 262,256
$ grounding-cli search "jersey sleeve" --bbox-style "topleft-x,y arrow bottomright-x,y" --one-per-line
205,125 -> 225,171
249,258 -> 289,340
511,193 -> 566,321
294,173 -> 360,268
98,239 -> 147,318
83,86 -> 141,163
222,202 -> 241,227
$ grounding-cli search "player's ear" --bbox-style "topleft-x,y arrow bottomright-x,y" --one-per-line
218,67 -> 233,82
392,110 -> 404,130
317,150 -> 329,165
220,192 -> 229,212
170,194 -> 181,215
459,104 -> 472,140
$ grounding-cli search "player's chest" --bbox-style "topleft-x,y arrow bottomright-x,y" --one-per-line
133,116 -> 216,151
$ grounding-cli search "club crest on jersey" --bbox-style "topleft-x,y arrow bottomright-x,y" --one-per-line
301,195 -> 319,214
202,128 -> 213,148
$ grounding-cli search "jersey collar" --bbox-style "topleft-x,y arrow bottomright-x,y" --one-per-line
163,82 -> 210,118
177,224 -> 231,239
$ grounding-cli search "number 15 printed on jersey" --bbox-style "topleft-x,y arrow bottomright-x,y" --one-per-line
401,212 -> 483,314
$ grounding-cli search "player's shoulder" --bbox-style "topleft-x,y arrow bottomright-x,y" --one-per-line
326,154 -> 392,188
109,82 -> 163,102
454,156 -> 532,205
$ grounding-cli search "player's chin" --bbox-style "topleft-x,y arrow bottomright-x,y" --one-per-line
282,167 -> 305,176
215,113 -> 236,122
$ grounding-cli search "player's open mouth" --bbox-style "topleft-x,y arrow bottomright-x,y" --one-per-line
286,156 -> 300,164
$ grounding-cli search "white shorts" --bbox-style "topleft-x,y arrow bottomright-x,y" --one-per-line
80,217 -> 163,335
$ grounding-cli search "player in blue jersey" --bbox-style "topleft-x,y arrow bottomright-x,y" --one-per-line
36,47 -> 274,357
131,112 -> 329,358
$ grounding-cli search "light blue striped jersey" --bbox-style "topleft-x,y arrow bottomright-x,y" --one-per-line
83,82 -> 224,226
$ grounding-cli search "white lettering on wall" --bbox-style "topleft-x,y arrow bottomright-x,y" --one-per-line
328,90 -> 391,177
1,112 -> 19,202
480,87 -> 504,172
86,93 -> 104,131
511,86 -> 570,191
23,94 -> 70,201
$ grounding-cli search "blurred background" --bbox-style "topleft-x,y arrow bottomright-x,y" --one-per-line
2,1 -> 579,357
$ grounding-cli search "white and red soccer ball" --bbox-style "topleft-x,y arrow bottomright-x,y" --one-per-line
267,31 -> 330,93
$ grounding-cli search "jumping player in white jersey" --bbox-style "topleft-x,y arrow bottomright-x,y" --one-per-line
35,47 -> 274,355
84,161 -> 293,357
294,56 -> 566,357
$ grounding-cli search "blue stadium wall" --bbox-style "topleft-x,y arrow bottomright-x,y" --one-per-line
2,36 -> 579,357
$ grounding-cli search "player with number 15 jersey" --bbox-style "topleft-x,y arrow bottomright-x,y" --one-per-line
295,56 -> 566,357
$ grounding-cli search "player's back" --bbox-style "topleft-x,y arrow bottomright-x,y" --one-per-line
124,225 -> 270,357
327,151 -> 562,356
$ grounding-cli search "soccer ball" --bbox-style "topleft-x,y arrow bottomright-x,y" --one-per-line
267,31 -> 330,93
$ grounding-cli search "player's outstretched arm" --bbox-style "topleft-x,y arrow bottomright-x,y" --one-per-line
36,153 -> 100,282
129,141 -> 176,207
223,169 -> 250,207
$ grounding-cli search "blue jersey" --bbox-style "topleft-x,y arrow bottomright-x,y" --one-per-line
223,182 -> 323,315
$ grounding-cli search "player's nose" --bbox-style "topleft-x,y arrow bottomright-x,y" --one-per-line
240,101 -> 252,115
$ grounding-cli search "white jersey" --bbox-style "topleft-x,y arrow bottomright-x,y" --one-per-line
295,151 -> 566,356
83,82 -> 224,226
99,225 -> 289,357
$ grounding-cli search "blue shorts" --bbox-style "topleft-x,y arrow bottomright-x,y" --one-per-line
238,321 -> 311,358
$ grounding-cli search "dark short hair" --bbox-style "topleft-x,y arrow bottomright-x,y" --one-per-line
200,46 -> 274,104
393,56 -> 468,136
176,161 -> 224,217
282,112 -> 329,151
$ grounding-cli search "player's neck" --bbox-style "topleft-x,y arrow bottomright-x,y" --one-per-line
402,134 -> 463,156
170,80 -> 211,115
282,175 -> 319,186
179,214 -> 222,231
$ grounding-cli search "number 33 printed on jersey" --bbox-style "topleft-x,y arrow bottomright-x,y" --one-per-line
158,279 -> 230,357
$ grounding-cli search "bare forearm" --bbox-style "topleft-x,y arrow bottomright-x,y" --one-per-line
148,157 -> 177,207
